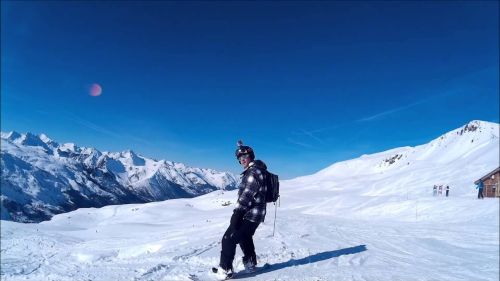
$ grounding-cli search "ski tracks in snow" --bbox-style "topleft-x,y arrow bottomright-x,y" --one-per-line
134,241 -> 220,281
2,198 -> 498,281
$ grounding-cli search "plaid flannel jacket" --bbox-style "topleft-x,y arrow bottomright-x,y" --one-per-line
234,161 -> 267,223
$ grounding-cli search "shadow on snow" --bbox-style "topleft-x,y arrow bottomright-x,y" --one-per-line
236,244 -> 367,278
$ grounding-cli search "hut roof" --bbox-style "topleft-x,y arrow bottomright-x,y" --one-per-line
474,167 -> 500,184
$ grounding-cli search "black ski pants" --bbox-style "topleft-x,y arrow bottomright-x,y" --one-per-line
219,219 -> 260,270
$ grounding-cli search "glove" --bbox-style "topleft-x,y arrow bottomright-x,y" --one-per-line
230,210 -> 244,231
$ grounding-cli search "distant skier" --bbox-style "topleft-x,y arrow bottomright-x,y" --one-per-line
433,185 -> 437,196
212,141 -> 267,279
438,185 -> 443,196
476,180 -> 484,199
446,185 -> 450,197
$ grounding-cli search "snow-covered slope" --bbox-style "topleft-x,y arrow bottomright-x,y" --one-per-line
1,120 -> 498,281
0,132 -> 238,223
291,120 -> 499,197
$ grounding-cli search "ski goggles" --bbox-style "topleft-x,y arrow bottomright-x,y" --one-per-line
238,154 -> 251,162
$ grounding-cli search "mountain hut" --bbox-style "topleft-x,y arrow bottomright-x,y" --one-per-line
474,167 -> 500,198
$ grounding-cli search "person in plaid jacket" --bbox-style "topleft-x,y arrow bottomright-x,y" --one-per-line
213,141 -> 267,278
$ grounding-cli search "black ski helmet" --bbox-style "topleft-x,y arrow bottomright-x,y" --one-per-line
235,140 -> 255,161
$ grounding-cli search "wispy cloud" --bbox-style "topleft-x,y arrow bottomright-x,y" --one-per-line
286,128 -> 328,150
64,112 -> 152,146
66,113 -> 122,138
357,91 -> 454,123
309,122 -> 349,134
286,137 -> 315,149
287,85 -> 466,151
356,99 -> 427,122
299,128 -> 326,144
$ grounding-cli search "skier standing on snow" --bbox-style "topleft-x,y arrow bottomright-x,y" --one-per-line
476,180 -> 484,199
213,141 -> 267,279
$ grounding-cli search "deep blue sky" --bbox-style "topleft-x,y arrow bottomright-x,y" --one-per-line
2,1 -> 499,179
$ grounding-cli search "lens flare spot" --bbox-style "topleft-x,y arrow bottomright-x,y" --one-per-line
89,83 -> 102,97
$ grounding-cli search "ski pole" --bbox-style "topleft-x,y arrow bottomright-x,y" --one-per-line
272,196 -> 280,237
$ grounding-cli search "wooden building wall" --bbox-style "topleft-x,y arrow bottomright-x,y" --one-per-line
482,171 -> 500,198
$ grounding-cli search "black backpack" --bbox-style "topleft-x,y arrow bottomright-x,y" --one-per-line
264,170 -> 280,203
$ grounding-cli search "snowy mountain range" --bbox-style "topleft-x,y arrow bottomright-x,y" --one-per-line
2,120 -> 498,225
1,120 -> 498,281
0,132 -> 239,223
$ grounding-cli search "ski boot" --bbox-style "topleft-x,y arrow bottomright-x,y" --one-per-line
211,266 -> 234,280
